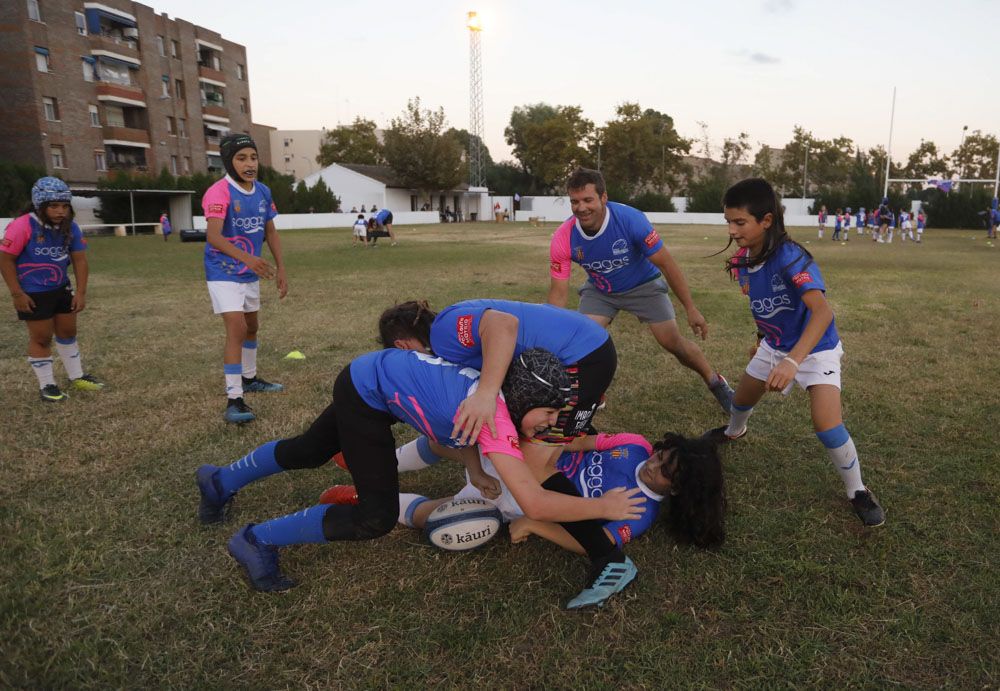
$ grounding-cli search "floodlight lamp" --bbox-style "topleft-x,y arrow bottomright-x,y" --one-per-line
467,11 -> 482,31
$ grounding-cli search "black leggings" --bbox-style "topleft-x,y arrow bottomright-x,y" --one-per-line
274,366 -> 401,541
540,336 -> 618,442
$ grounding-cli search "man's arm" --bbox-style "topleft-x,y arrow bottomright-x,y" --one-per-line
547,277 -> 569,308
648,246 -> 708,339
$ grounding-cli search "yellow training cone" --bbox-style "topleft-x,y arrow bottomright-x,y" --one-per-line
284,350 -> 306,360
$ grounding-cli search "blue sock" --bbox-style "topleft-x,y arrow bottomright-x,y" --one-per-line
217,440 -> 282,495
251,504 -> 329,546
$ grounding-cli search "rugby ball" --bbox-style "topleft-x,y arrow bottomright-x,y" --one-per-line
423,497 -> 503,552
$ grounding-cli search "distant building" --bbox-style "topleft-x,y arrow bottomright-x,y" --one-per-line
251,122 -> 275,169
0,0 -> 255,185
270,129 -> 324,181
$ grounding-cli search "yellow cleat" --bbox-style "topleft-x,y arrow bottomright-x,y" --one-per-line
70,374 -> 105,391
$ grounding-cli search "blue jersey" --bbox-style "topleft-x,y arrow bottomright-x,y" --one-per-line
878,205 -> 894,227
556,435 -> 661,547
201,177 -> 278,283
375,209 -> 391,224
834,215 -> 842,230
550,202 -> 663,294
0,214 -> 86,292
856,211 -> 865,227
430,299 -> 609,368
735,242 -> 839,353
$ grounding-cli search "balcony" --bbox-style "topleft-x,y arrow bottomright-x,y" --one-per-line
102,126 -> 150,146
198,65 -> 226,84
89,32 -> 140,54
96,83 -> 146,106
202,103 -> 228,119
205,134 -> 221,147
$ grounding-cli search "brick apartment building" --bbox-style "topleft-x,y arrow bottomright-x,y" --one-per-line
0,0 -> 255,186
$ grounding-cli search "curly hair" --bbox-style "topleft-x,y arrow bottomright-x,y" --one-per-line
377,300 -> 437,349
655,432 -> 726,548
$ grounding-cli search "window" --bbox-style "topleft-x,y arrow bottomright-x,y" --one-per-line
283,138 -> 291,147
42,96 -> 58,121
27,0 -> 41,22
239,97 -> 248,114
174,78 -> 185,100
170,155 -> 178,175
166,116 -> 175,135
236,63 -> 245,80
170,39 -> 179,58
104,105 -> 125,127
35,48 -> 49,72
96,58 -> 131,87
183,156 -> 191,174
161,75 -> 170,98
51,146 -> 65,169
95,150 -> 107,171
89,105 -> 100,127
156,35 -> 166,57
82,58 -> 96,82
75,11 -> 87,35
177,117 -> 186,137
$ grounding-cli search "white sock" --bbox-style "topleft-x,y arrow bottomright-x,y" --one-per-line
241,340 -> 257,379
396,437 -> 442,472
54,337 -> 84,380
725,404 -> 754,436
28,357 -> 56,388
398,493 -> 429,527
224,364 -> 243,398
816,425 -> 866,498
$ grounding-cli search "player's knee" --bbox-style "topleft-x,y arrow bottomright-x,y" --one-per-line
274,436 -> 333,469
353,496 -> 398,539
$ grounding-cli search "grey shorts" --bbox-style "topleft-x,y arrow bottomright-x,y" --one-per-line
578,276 -> 675,324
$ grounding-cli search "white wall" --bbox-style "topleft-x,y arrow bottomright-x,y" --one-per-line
304,164 -> 386,212
192,211 -> 440,230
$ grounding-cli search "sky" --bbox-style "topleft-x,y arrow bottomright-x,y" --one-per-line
152,0 -> 999,166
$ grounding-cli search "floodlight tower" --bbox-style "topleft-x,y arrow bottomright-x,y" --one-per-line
467,11 -> 485,188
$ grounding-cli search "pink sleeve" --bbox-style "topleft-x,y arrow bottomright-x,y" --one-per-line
548,221 -> 573,280
595,432 -> 652,454
0,216 -> 31,256
201,182 -> 230,219
475,397 -> 524,460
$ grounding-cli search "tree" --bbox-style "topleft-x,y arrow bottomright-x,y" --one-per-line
595,103 -> 690,199
0,160 -> 47,216
504,103 -> 594,193
256,166 -> 296,212
685,131 -> 751,212
950,130 -> 999,181
901,140 -> 949,183
484,161 -> 534,196
317,117 -> 384,167
382,97 -> 465,193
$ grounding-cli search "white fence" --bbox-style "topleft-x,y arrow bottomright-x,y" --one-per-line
192,210 -> 441,230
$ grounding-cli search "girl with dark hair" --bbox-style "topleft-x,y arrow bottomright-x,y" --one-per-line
707,177 -> 885,528
0,177 -> 104,401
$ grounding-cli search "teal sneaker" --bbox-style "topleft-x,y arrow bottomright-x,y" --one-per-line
242,376 -> 284,393
566,556 -> 637,610
227,524 -> 296,592
224,397 -> 255,424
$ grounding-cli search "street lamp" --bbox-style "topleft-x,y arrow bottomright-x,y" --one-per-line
958,124 -> 969,188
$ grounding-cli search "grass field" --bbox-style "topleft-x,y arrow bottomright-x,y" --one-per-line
1,221 -> 998,688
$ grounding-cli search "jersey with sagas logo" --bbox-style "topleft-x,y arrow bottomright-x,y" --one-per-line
201,176 -> 278,283
430,299 -> 609,369
550,202 -> 663,294
1,214 -> 85,292
556,432 -> 662,547
349,349 -> 522,459
733,242 -> 839,353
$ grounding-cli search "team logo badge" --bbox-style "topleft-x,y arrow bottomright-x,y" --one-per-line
791,271 -> 813,287
258,200 -> 267,214
507,435 -> 520,450
234,201 -> 241,213
550,260 -> 561,273
208,203 -> 224,214
770,274 -> 787,292
611,238 -> 628,255
610,448 -> 628,458
574,247 -> 584,262
456,315 -> 475,347
644,230 -> 660,248
0,238 -> 11,247
618,525 -> 632,544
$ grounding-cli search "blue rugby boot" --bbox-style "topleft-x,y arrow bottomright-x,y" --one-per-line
224,397 -> 255,424
242,376 -> 285,393
196,464 -> 235,524
227,524 -> 296,592
566,556 -> 637,610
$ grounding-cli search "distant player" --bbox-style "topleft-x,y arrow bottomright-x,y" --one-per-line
866,207 -> 876,234
856,207 -> 866,236
0,177 -> 104,402
705,177 -> 885,528
352,213 -> 368,247
547,167 -> 734,415
990,198 -> 999,240
900,209 -> 914,242
374,207 -> 397,245
916,209 -> 926,243
159,211 -> 172,242
877,198 -> 893,243
842,208 -> 851,241
202,134 -> 288,424
832,209 -> 843,241
817,205 -> 827,239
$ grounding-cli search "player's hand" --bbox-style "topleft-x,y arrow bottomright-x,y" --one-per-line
469,469 -> 501,501
766,357 -> 798,392
599,487 -> 646,521
509,517 -> 535,544
245,255 -> 275,279
275,267 -> 288,299
12,293 -> 34,313
451,388 -> 498,444
688,308 -> 709,340
70,292 -> 86,312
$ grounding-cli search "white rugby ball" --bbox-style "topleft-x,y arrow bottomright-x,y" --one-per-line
423,497 -> 503,552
